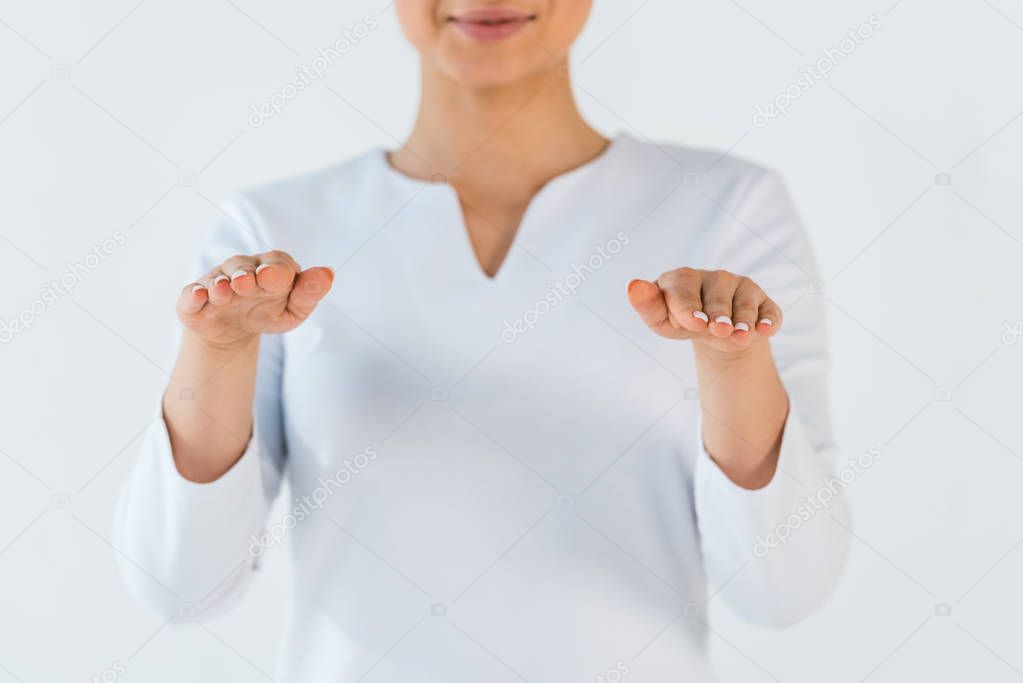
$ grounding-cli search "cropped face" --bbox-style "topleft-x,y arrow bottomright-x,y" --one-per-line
396,1 -> 592,87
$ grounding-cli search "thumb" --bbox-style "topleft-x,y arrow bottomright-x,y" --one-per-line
627,279 -> 670,329
287,267 -> 334,318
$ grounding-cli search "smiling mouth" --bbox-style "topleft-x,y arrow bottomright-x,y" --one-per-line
447,8 -> 537,41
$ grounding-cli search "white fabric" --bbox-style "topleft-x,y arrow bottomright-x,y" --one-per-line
113,134 -> 849,682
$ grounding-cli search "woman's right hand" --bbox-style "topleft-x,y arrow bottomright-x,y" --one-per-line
177,250 -> 334,352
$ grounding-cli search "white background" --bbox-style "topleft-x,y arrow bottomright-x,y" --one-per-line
1,0 -> 1022,681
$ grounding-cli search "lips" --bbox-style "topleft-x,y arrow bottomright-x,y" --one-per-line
448,7 -> 536,42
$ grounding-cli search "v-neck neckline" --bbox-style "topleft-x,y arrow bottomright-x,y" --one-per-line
375,133 -> 628,284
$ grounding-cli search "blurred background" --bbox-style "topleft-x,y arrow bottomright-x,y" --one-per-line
1,0 -> 1022,680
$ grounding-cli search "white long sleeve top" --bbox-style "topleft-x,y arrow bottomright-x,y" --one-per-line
114,133 -> 849,682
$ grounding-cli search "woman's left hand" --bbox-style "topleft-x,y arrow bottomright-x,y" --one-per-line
627,267 -> 789,488
627,268 -> 782,356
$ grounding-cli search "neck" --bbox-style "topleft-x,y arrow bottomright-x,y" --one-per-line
392,60 -> 607,200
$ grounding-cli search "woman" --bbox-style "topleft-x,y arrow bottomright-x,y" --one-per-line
115,2 -> 848,680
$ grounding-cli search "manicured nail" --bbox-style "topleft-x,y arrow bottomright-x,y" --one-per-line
255,264 -> 270,274
735,322 -> 750,332
714,315 -> 733,325
191,284 -> 206,293
759,318 -> 773,326
212,275 -> 229,285
692,311 -> 709,323
231,270 -> 248,280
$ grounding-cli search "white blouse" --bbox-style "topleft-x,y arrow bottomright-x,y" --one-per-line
114,134 -> 849,682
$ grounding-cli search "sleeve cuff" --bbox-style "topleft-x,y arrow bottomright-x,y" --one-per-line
694,402 -> 812,514
692,403 -> 850,626
144,404 -> 269,514
695,400 -> 806,496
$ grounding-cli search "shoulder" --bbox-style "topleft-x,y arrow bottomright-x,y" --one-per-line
612,134 -> 784,208
195,149 -> 394,269
613,135 -> 815,283
208,148 -> 394,262
228,148 -> 385,219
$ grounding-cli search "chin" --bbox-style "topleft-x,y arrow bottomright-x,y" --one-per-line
442,63 -> 547,89
434,44 -> 553,89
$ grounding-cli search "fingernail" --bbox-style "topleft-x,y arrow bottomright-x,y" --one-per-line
714,315 -> 733,325
191,284 -> 206,293
213,275 -> 229,285
255,264 -> 270,274
759,318 -> 773,326
231,270 -> 248,280
692,311 -> 709,323
735,322 -> 750,332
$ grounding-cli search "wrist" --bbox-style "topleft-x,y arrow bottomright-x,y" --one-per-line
692,337 -> 771,375
692,337 -> 788,489
181,329 -> 260,363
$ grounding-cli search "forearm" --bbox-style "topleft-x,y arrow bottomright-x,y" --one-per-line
163,332 -> 260,483
694,340 -> 789,490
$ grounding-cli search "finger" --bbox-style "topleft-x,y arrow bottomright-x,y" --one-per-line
627,279 -> 670,329
178,282 -> 209,316
220,254 -> 260,296
730,278 -> 764,343
286,267 -> 334,320
254,250 -> 299,294
700,270 -> 741,338
756,298 -> 783,336
207,273 -> 234,306
658,269 -> 709,332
